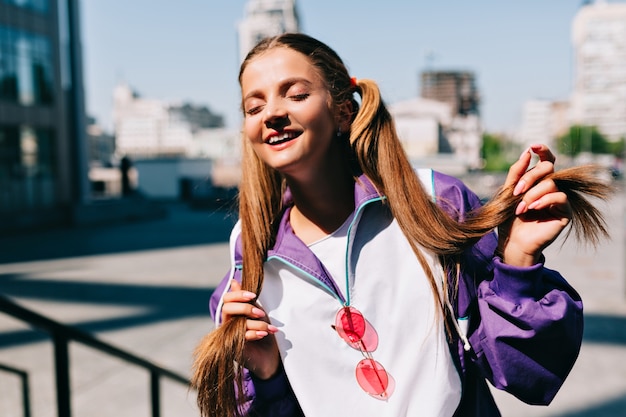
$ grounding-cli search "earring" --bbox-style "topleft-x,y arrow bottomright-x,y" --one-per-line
336,128 -> 342,137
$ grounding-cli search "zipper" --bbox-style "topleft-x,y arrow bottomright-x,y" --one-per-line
266,195 -> 386,307
343,196 -> 385,306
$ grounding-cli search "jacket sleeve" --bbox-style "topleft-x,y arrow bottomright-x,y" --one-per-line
469,256 -> 583,405
433,171 -> 584,405
209,268 -> 302,416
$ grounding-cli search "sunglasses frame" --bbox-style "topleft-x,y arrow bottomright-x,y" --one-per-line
333,306 -> 395,400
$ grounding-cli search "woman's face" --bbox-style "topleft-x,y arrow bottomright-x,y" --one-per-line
240,47 -> 339,179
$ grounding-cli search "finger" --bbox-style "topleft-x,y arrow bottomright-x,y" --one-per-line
512,159 -> 555,196
222,290 -> 256,303
244,320 -> 279,341
529,143 -> 556,163
222,302 -> 266,322
526,192 -> 571,218
515,178 -> 557,215
504,147 -> 533,188
245,329 -> 269,341
515,181 -> 569,217
223,280 -> 256,303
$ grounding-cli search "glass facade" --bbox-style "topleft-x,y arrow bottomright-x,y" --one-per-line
0,0 -> 59,216
0,125 -> 56,212
0,0 -> 88,229
0,26 -> 55,105
2,0 -> 48,14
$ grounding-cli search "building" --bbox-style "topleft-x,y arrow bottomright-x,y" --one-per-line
418,70 -> 483,170
389,98 -> 472,175
570,0 -> 626,141
110,82 -> 242,196
0,0 -> 88,232
421,71 -> 480,117
237,0 -> 300,62
517,99 -> 571,148
389,97 -> 453,159
113,82 -> 226,159
86,116 -> 115,164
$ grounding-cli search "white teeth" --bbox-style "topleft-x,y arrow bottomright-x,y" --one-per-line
268,132 -> 293,144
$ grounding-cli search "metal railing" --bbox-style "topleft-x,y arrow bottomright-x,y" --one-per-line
0,294 -> 191,417
0,362 -> 31,417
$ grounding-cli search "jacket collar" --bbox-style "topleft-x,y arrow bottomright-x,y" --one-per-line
233,174 -> 384,301
270,173 -> 382,259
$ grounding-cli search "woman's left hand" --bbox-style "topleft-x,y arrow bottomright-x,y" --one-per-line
498,144 -> 573,267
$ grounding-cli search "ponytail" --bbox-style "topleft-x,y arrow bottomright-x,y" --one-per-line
191,137 -> 284,417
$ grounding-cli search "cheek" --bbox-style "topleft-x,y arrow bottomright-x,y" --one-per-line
296,97 -> 335,131
306,107 -> 336,138
243,117 -> 262,142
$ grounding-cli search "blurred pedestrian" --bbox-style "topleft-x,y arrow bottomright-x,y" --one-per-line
120,155 -> 134,197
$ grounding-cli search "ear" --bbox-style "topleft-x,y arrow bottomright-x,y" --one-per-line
336,100 -> 354,133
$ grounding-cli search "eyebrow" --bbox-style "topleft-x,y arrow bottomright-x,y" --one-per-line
243,77 -> 315,101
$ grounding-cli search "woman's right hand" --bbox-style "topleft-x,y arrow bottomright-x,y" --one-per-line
221,280 -> 281,379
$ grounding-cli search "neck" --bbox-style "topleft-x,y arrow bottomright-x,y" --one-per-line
286,168 -> 355,245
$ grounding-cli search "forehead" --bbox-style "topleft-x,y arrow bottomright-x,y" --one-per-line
240,47 -> 323,91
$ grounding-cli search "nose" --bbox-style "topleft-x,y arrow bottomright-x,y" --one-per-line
262,97 -> 288,128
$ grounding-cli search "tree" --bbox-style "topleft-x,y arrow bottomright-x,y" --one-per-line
481,132 -> 515,172
556,125 -> 613,156
607,137 -> 625,159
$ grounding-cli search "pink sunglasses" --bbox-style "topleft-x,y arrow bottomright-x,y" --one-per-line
333,306 -> 395,399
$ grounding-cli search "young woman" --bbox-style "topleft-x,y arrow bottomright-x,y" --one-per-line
192,33 -> 611,417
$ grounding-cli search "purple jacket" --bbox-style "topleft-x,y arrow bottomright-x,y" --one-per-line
209,171 -> 584,416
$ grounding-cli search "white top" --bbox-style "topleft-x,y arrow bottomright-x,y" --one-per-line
258,201 -> 462,416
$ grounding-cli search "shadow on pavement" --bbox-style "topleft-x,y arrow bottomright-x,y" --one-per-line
0,203 -> 237,347
551,395 -> 626,417
0,271 -> 217,348
583,313 -> 626,346
0,203 -> 238,264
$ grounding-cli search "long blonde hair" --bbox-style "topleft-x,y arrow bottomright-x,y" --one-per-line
191,33 -> 613,417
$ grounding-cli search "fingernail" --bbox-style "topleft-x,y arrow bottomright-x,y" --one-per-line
252,307 -> 265,317
515,200 -> 526,215
255,331 -> 268,337
513,180 -> 526,196
242,291 -> 256,299
267,325 -> 279,333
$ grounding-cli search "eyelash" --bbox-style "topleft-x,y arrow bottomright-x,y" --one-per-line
245,93 -> 310,116
290,93 -> 309,101
245,107 -> 261,116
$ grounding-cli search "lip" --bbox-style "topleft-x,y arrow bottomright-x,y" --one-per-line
264,130 -> 302,145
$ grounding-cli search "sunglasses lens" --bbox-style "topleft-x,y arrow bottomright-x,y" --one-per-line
336,306 -> 379,350
356,358 -> 394,399
335,306 -> 366,344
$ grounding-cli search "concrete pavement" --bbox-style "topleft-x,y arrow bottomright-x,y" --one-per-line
0,189 -> 624,417
0,202 -> 237,417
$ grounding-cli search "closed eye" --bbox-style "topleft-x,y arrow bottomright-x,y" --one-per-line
245,105 -> 263,116
290,93 -> 309,101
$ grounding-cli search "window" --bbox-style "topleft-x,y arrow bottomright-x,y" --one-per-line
0,124 -> 57,212
3,0 -> 49,14
0,26 -> 54,105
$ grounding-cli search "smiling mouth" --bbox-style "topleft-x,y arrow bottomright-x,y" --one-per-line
266,131 -> 300,145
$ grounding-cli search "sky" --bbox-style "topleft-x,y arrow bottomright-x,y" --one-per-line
80,0 -> 619,135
